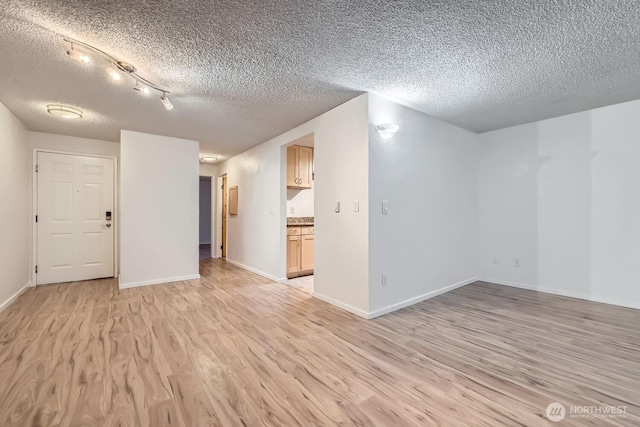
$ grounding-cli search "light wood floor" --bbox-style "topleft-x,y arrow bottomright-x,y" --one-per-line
1,259 -> 639,426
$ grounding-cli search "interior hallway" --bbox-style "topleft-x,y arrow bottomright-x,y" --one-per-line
199,244 -> 211,260
0,259 -> 639,426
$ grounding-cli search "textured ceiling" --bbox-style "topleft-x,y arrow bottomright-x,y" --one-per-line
1,1 -> 639,157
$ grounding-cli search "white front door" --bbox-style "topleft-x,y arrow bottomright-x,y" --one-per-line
36,152 -> 115,285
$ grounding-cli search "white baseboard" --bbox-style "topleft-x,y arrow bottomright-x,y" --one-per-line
119,274 -> 201,289
368,276 -> 479,319
0,281 -> 33,314
312,292 -> 370,319
224,259 -> 283,282
480,277 -> 640,311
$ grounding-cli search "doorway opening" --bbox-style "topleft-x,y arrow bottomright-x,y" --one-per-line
34,151 -> 117,285
199,176 -> 212,259
283,133 -> 314,294
221,174 -> 228,258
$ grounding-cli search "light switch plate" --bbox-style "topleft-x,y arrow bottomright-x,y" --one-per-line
334,201 -> 340,213
382,200 -> 389,214
354,200 -> 359,212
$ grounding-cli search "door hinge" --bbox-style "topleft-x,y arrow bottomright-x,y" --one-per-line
221,184 -> 224,190
35,265 -> 38,274
35,164 -> 39,173
220,245 -> 223,250
35,215 -> 38,223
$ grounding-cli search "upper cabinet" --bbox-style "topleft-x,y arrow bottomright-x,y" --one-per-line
287,145 -> 313,189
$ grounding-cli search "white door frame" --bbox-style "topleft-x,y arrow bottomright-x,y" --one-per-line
216,173 -> 227,259
32,149 -> 119,285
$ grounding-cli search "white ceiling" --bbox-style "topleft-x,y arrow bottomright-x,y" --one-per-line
1,1 -> 639,158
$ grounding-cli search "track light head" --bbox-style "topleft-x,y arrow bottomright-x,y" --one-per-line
106,65 -> 121,81
133,81 -> 150,95
67,46 -> 90,63
161,93 -> 173,110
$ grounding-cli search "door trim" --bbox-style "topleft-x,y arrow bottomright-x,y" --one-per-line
32,149 -> 119,286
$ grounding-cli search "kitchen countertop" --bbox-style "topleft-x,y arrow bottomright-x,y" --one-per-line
287,217 -> 314,227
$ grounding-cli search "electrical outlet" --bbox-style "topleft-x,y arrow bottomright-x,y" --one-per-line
492,256 -> 498,265
514,258 -> 520,267
381,273 -> 388,286
290,206 -> 295,215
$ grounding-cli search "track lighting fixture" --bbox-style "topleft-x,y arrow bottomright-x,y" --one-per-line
161,93 -> 173,110
63,37 -> 172,110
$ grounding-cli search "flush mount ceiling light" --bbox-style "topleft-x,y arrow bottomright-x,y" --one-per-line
199,154 -> 218,163
376,123 -> 399,139
47,104 -> 83,119
63,37 -> 173,110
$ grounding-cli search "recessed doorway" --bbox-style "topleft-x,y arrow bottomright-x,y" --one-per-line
199,176 -> 212,259
221,175 -> 228,258
34,151 -> 117,285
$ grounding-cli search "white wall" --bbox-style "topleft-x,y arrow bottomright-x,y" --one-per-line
120,130 -> 200,288
199,177 -> 212,244
29,131 -> 119,158
287,183 -> 314,217
216,94 -> 370,315
478,100 -> 640,309
368,94 -> 479,317
0,103 -> 31,312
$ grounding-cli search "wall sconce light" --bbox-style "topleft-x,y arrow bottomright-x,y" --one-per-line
376,123 -> 399,139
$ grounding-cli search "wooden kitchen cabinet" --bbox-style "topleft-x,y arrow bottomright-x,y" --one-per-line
287,145 -> 313,189
287,226 -> 314,277
287,235 -> 301,275
300,234 -> 314,272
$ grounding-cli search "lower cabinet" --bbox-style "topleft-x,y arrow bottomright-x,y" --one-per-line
287,235 -> 301,275
301,234 -> 314,271
287,226 -> 314,278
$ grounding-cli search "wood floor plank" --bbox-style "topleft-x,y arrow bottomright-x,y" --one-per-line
0,259 -> 639,426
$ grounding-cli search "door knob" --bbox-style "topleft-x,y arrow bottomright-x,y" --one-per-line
105,223 -> 112,228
